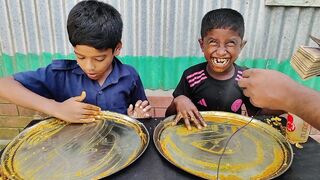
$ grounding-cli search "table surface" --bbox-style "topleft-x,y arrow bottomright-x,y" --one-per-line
2,118 -> 320,180
108,118 -> 320,180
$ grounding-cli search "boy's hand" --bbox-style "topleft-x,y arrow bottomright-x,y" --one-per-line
53,91 -> 101,123
172,95 -> 207,130
241,103 -> 248,116
127,100 -> 152,119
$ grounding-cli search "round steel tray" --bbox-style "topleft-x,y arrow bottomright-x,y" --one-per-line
1,111 -> 149,180
153,111 -> 293,180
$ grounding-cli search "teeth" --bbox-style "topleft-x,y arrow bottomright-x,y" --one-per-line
212,58 -> 228,65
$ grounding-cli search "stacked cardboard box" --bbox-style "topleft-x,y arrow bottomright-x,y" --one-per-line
291,36 -> 320,79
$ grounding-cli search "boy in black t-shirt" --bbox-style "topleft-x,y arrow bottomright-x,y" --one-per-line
166,8 -> 261,130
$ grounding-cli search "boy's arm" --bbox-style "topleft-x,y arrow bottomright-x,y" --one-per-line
0,77 -> 100,123
165,72 -> 189,117
166,72 -> 206,130
126,73 -> 151,119
127,100 -> 151,118
168,95 -> 207,130
165,100 -> 177,117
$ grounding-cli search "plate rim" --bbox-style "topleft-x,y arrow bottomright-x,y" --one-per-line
1,111 -> 150,179
153,111 -> 293,179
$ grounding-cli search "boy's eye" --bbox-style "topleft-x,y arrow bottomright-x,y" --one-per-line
95,56 -> 105,61
77,56 -> 85,60
226,42 -> 236,47
209,40 -> 218,46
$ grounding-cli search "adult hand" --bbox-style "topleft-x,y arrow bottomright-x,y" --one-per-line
172,95 -> 207,130
127,100 -> 152,119
238,69 -> 296,111
53,91 -> 101,123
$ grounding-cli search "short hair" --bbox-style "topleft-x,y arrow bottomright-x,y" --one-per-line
67,0 -> 123,50
201,8 -> 244,39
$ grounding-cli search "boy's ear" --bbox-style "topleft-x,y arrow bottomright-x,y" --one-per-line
241,40 -> 247,49
198,38 -> 204,52
114,42 -> 122,56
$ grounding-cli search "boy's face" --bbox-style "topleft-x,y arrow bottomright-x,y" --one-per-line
74,44 -> 121,83
199,28 -> 245,74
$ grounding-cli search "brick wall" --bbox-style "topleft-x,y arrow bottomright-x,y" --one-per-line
0,98 -> 47,149
148,96 -> 172,117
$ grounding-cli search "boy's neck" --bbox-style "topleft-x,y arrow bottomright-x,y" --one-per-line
206,64 -> 235,80
97,64 -> 113,86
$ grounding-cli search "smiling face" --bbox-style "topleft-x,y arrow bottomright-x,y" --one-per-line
199,28 -> 245,79
74,44 -> 121,85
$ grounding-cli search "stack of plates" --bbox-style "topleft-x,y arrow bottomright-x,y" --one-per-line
291,46 -> 320,79
291,36 -> 320,79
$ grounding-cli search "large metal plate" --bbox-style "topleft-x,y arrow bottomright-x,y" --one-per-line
154,111 -> 293,180
1,111 -> 149,180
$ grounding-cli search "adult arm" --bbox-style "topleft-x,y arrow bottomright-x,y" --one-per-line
0,77 -> 100,123
238,69 -> 320,130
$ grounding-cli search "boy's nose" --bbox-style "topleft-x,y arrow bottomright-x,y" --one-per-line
216,46 -> 227,56
86,61 -> 95,71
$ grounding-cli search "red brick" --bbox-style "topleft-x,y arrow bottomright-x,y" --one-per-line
0,97 -> 10,103
17,106 -> 47,117
148,107 -> 156,118
154,108 -> 167,118
0,116 -> 33,128
0,128 -> 20,140
0,104 -> 18,116
148,96 -> 173,108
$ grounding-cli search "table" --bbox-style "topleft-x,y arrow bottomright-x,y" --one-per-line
108,118 -> 320,180
3,118 -> 320,180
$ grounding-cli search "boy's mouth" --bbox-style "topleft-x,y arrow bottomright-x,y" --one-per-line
87,73 -> 98,79
211,58 -> 229,66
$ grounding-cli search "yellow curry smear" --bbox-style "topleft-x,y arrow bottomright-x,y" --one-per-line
2,119 -> 66,179
2,113 -> 147,179
160,116 -> 287,179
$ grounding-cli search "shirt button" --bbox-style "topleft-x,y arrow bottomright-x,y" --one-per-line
98,91 -> 103,95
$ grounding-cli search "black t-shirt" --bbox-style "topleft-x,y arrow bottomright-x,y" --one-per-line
173,62 -> 260,116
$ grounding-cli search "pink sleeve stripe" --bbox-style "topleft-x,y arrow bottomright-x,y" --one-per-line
190,76 -> 207,87
187,73 -> 206,84
186,70 -> 205,80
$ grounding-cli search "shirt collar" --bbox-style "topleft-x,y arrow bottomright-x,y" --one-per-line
72,57 -> 130,85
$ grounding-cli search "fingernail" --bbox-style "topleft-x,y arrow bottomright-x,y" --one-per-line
143,109 -> 146,112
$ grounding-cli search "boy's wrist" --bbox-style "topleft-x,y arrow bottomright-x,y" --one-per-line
174,95 -> 188,104
42,100 -> 60,118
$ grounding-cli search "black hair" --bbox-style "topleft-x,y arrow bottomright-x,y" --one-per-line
67,0 -> 123,50
201,8 -> 244,39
